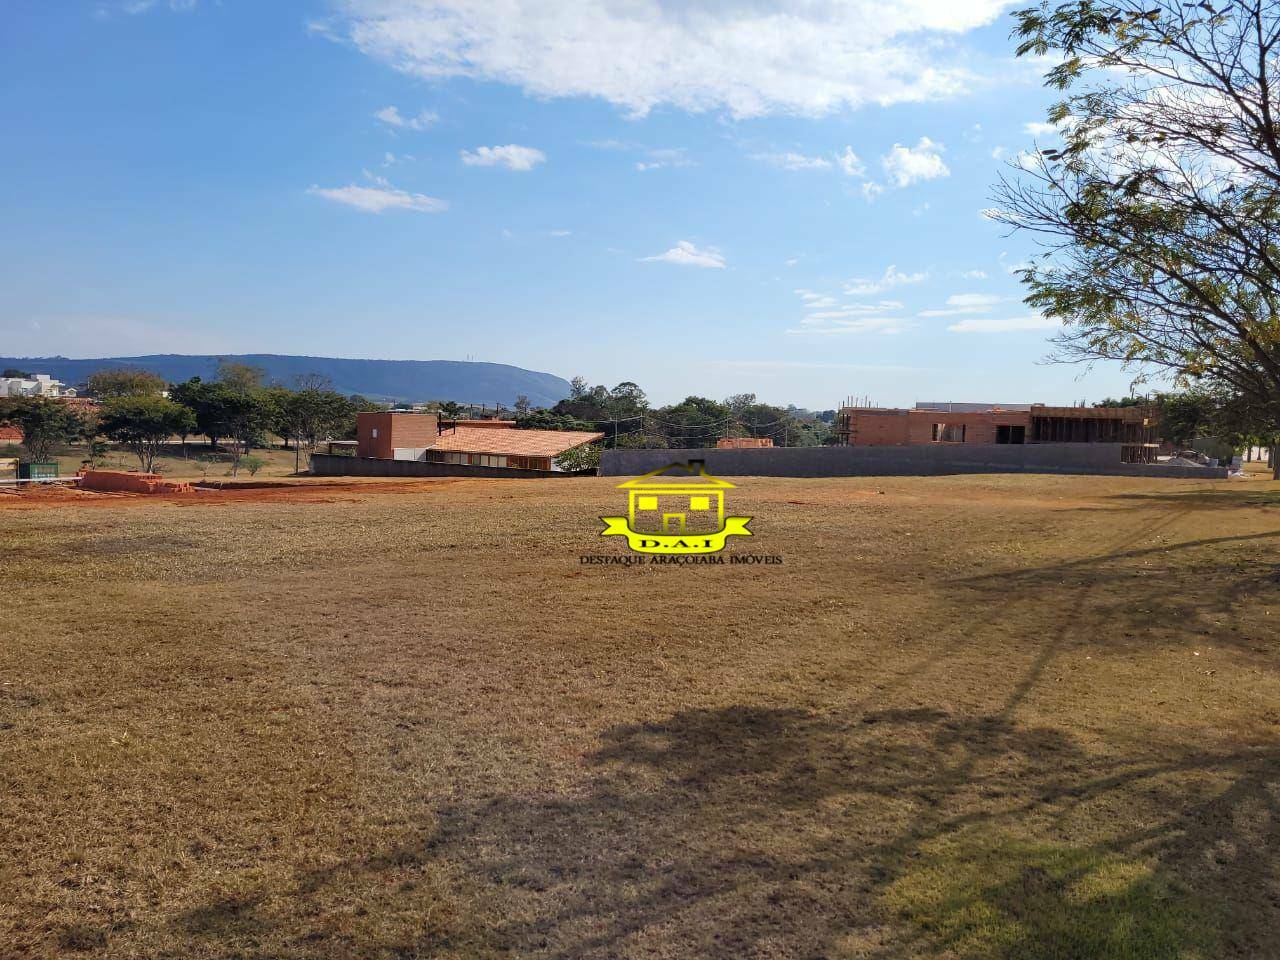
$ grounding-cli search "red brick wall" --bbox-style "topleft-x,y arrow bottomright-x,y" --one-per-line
357,413 -> 440,459
844,409 -> 1032,446
716,437 -> 774,448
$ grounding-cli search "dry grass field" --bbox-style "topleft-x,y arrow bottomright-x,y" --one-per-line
2,471 -> 1279,959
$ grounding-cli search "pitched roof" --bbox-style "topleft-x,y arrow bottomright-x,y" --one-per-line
427,426 -> 603,458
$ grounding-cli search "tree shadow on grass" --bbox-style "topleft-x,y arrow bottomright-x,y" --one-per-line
948,529 -> 1280,660
174,703 -> 1277,958
1102,489 -> 1280,511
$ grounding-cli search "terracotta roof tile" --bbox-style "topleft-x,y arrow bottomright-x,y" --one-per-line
427,427 -> 603,458
0,426 -> 22,443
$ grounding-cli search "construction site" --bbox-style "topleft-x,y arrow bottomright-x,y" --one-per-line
834,401 -> 1161,463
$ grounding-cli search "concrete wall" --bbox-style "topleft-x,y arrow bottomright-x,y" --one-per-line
311,453 -> 577,479
599,443 -> 1228,479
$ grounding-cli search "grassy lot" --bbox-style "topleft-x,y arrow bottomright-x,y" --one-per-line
2,472 -> 1278,958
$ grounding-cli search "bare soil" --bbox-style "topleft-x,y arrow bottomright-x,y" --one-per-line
2,472 -> 1278,959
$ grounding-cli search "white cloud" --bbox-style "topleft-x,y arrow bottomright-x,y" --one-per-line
998,251 -> 1032,275
548,229 -> 572,237
919,293 -> 1003,316
844,265 -> 927,296
796,290 -> 840,308
790,288 -> 910,335
788,315 -> 912,335
991,145 -> 1008,160
752,151 -> 832,171
860,181 -> 885,201
634,148 -> 691,171
1013,149 -> 1041,171
375,105 -> 438,130
329,1 -> 1012,119
1024,121 -> 1059,137
837,146 -> 865,177
959,269 -> 988,279
308,175 -> 447,214
460,144 -> 547,171
882,137 -> 949,188
106,0 -> 197,14
640,241 -> 725,269
948,315 -> 1059,333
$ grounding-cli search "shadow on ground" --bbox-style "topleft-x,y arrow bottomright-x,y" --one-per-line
171,506 -> 1280,959
176,702 -> 1278,959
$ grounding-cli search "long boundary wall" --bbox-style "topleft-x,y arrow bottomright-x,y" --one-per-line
599,443 -> 1228,479
310,453 -> 579,480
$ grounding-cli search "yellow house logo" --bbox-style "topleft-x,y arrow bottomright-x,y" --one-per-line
600,460 -> 752,554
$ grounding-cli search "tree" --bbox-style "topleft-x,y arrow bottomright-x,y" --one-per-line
86,368 -> 166,399
0,397 -> 84,463
999,0 -> 1280,473
276,389 -> 355,473
514,394 -> 532,414
725,393 -> 757,418
554,443 -> 601,472
216,360 -> 266,394
607,382 -> 648,417
2,368 -> 32,379
205,387 -> 273,476
169,378 -> 218,449
515,410 -> 596,432
654,396 -> 733,448
1161,387 -> 1272,452
294,372 -> 333,392
438,400 -> 463,420
98,396 -> 195,473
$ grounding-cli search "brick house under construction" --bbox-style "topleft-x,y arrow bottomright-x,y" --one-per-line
834,402 -> 1160,463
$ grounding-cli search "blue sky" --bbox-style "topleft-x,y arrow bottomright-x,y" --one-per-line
1,1 -> 1144,408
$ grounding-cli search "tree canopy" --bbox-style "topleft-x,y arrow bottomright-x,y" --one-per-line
0,397 -> 87,462
86,368 -> 166,399
998,0 -> 1280,435
98,396 -> 195,473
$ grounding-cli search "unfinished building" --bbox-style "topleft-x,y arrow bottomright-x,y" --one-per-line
834,402 -> 1159,463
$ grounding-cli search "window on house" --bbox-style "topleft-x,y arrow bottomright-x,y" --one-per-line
637,495 -> 658,510
689,495 -> 711,510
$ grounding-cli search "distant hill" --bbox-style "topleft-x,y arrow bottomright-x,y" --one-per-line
0,354 -> 572,406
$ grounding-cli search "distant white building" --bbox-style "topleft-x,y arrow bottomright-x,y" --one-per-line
0,374 -> 74,398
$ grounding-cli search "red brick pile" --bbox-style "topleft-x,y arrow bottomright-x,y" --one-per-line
79,471 -> 195,494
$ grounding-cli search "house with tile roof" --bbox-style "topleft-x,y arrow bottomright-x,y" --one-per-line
355,412 -> 602,472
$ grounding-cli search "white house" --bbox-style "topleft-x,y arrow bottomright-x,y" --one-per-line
0,373 -> 74,398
